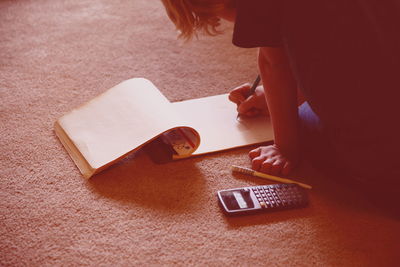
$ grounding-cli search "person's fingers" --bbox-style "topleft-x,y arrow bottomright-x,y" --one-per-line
228,84 -> 251,104
259,158 -> 275,174
249,147 -> 261,159
249,145 -> 297,176
234,83 -> 252,94
237,94 -> 258,114
228,91 -> 245,104
270,160 -> 284,176
245,108 -> 262,117
251,156 -> 264,171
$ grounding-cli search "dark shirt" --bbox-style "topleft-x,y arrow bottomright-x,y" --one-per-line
232,0 -> 400,178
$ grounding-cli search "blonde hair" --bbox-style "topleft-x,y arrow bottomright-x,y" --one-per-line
161,0 -> 231,40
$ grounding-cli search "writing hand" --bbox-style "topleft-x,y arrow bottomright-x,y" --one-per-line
228,83 -> 268,117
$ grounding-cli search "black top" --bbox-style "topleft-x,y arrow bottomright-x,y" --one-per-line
232,0 -> 400,177
233,0 -> 282,47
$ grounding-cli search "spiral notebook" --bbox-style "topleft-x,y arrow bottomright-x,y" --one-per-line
54,78 -> 273,178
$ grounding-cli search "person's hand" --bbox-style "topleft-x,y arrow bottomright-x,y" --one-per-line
249,144 -> 298,176
229,83 -> 268,117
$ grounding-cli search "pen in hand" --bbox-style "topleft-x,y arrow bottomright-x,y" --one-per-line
236,75 -> 261,119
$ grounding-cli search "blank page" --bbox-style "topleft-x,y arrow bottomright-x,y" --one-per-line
171,94 -> 274,155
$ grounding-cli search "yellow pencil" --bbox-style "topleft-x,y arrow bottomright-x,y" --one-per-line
231,165 -> 312,189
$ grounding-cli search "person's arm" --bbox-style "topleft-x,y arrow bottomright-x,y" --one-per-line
249,47 -> 300,175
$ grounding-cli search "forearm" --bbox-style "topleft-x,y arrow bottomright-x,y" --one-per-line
258,47 -> 299,158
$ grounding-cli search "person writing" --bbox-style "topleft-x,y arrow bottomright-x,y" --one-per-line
161,0 -> 400,206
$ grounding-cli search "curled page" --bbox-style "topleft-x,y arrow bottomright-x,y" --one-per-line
55,78 -> 272,179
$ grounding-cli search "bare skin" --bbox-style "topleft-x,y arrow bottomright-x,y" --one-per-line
229,47 -> 306,176
218,5 -> 302,176
228,84 -> 268,117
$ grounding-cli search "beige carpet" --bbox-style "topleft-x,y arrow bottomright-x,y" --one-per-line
1,0 -> 399,266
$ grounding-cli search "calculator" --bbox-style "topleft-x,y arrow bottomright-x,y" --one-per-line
217,183 -> 308,215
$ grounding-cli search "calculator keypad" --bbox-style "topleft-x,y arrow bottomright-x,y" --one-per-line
251,184 -> 307,209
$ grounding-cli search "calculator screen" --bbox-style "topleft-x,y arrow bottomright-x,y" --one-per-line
233,191 -> 248,209
221,190 -> 255,211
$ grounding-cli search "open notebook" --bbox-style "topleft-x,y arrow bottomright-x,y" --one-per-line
54,78 -> 273,178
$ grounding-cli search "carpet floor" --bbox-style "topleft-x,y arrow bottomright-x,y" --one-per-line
1,0 -> 399,266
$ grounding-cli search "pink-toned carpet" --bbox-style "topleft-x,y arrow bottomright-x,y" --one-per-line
1,0 -> 399,266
